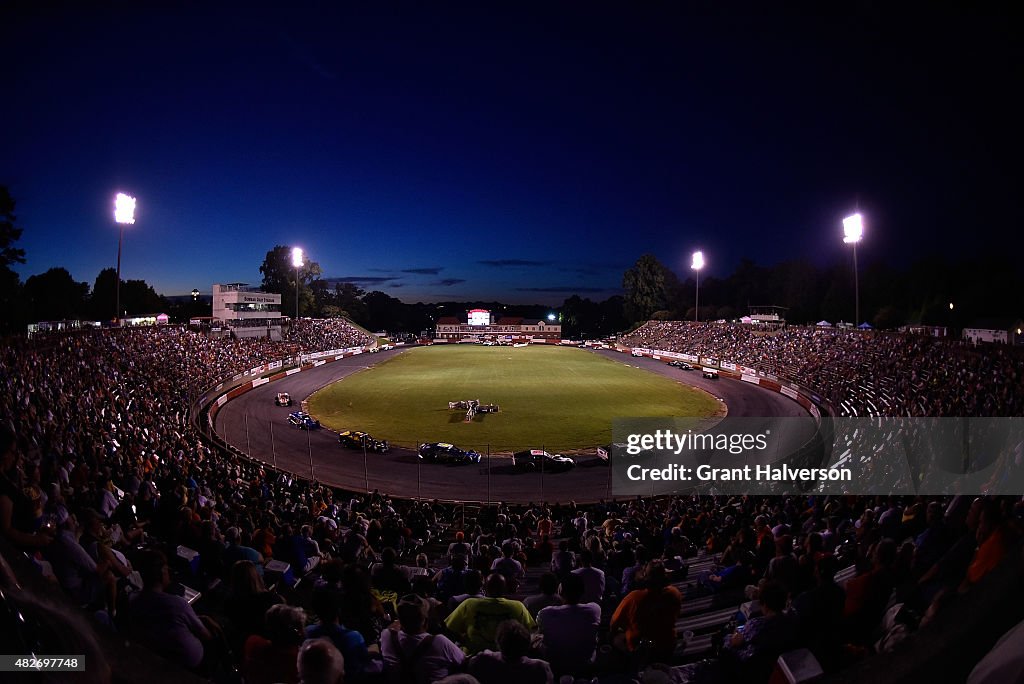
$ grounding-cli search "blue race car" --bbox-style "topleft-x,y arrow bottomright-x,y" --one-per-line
287,411 -> 320,429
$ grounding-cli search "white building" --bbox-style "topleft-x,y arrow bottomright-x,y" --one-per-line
435,310 -> 561,342
212,283 -> 284,338
962,319 -> 1023,346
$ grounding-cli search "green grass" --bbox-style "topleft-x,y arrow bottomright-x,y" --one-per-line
307,345 -> 719,452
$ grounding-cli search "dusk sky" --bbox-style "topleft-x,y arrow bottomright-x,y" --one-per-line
3,4 -> 1022,304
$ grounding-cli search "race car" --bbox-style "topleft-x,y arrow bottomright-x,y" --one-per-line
702,368 -> 719,379
418,442 -> 482,465
288,411 -> 320,429
275,392 -> 293,406
511,449 -> 575,473
338,430 -> 390,453
667,360 -> 694,370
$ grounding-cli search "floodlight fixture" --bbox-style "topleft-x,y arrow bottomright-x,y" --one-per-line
843,213 -> 863,244
114,193 -> 136,224
292,247 -> 304,268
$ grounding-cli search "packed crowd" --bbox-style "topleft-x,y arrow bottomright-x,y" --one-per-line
0,326 -> 1021,684
287,319 -> 375,354
621,322 -> 1024,417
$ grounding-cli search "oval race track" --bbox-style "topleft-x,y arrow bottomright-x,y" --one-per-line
215,347 -> 816,503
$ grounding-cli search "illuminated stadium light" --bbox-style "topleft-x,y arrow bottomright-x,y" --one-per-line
113,193 -> 137,324
842,212 -> 863,244
292,247 -> 304,319
114,193 -> 136,225
691,250 -> 705,323
547,313 -> 556,322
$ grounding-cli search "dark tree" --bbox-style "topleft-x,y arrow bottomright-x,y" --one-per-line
23,268 -> 89,322
0,187 -> 26,332
259,245 -> 322,318
622,254 -> 671,324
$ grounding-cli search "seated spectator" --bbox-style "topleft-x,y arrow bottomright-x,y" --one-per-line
434,554 -> 469,604
844,538 -> 898,644
297,637 -> 346,684
536,573 -> 600,675
447,569 -> 484,613
721,580 -> 798,681
490,542 -> 525,591
571,549 -> 606,605
550,539 -> 575,582
0,427 -> 55,551
128,549 -> 219,672
305,586 -> 371,681
44,511 -> 112,610
242,604 -> 307,684
224,526 -> 265,576
445,573 -> 535,654
466,620 -> 554,684
792,554 -> 845,672
381,593 -> 465,684
338,564 -> 390,644
523,571 -> 563,617
447,531 -> 472,560
698,550 -> 756,593
960,500 -> 1011,592
372,547 -> 412,596
225,560 -> 285,653
609,561 -> 682,664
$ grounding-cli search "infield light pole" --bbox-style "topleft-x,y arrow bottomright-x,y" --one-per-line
292,247 -> 304,321
113,193 -> 137,325
691,251 -> 705,323
843,213 -> 864,327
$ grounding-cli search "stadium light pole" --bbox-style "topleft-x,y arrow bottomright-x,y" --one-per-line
113,193 -> 137,324
292,247 -> 304,320
843,213 -> 864,326
691,251 -> 705,323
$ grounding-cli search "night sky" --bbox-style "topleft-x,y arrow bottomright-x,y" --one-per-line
3,4 -> 1022,304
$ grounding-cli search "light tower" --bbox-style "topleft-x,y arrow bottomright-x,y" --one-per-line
843,213 -> 864,326
113,193 -> 137,324
691,250 -> 705,323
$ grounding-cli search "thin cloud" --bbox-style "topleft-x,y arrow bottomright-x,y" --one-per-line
515,286 -> 612,293
478,259 -> 551,268
402,267 -> 445,275
434,278 -> 466,287
323,276 -> 402,287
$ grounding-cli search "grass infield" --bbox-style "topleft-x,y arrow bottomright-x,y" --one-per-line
307,345 -> 720,452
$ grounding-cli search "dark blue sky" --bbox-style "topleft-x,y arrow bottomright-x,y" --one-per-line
3,3 -> 1022,304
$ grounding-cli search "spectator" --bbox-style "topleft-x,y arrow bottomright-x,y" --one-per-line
381,593 -> 465,684
127,549 -> 219,672
242,604 -> 307,684
305,586 -> 370,681
536,573 -> 601,675
722,580 -> 798,681
372,546 -> 412,596
571,549 -> 605,605
466,620 -> 554,684
225,560 -> 284,653
297,638 -> 346,684
609,561 -> 682,664
523,571 -> 563,617
445,573 -> 535,654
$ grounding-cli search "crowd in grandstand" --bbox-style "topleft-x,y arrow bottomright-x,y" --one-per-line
287,319 -> 374,354
621,322 -> 1024,418
0,324 -> 1021,684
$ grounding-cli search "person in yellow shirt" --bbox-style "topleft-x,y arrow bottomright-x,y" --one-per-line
445,573 -> 535,654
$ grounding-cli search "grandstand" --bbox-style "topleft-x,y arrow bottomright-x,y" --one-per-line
0,322 -> 1021,683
